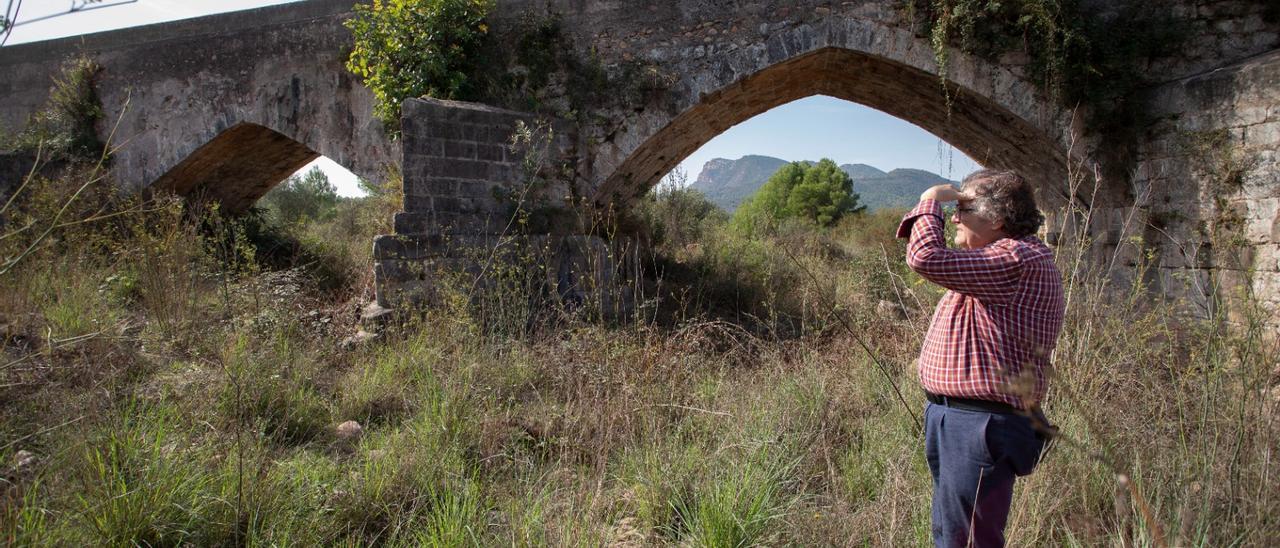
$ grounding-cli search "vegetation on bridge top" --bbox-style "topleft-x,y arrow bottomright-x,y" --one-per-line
344,0 -> 496,134
2,54 -> 103,162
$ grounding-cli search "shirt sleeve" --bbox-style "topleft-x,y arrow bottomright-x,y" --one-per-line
896,199 -> 1022,303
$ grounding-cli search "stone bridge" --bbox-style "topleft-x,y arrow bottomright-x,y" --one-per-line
0,0 -> 392,212
1,0 -> 1277,322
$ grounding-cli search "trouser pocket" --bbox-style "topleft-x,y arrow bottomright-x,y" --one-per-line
985,412 -> 1044,476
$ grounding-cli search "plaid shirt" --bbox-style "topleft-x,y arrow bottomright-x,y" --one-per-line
896,199 -> 1065,409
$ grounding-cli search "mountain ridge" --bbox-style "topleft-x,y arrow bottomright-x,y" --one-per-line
688,155 -> 960,212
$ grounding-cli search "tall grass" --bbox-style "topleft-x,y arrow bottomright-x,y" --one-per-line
1,157 -> 1276,546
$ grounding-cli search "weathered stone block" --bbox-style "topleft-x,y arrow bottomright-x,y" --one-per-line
476,144 -> 506,162
403,175 -> 459,197
764,33 -> 789,64
443,140 -> 478,160
419,159 -> 490,180
1158,243 -> 1214,269
456,180 -> 499,199
1253,270 -> 1280,302
1244,120 -> 1280,144
426,194 -> 463,214
393,212 -> 435,235
486,163 -> 518,183
374,233 -> 452,261
373,233 -> 632,317
485,125 -> 520,144
1157,267 -> 1215,317
402,193 -> 433,213
1254,244 -> 1280,272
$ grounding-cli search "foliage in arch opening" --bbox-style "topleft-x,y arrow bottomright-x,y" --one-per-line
731,159 -> 866,237
260,166 -> 340,226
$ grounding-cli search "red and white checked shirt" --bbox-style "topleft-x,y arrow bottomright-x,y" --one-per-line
896,199 -> 1065,409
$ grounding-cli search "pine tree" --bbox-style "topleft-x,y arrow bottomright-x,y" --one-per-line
730,159 -> 864,236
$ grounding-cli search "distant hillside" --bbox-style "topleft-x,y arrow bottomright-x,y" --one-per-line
689,155 -> 788,212
842,163 -> 888,180
688,155 -> 958,212
851,168 -> 958,211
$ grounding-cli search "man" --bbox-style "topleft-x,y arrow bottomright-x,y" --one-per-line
896,169 -> 1065,547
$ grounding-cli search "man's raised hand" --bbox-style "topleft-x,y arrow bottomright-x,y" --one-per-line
920,184 -> 967,203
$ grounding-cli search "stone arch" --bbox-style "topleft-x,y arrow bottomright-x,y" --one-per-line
592,21 -> 1075,209
150,122 -> 345,213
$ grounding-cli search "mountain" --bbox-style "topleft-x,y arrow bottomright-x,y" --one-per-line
842,163 -> 888,180
688,155 -> 958,212
849,168 -> 958,211
689,155 -> 788,212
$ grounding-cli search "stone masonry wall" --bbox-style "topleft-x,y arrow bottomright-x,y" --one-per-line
1,0 -> 1276,319
1145,1 -> 1279,81
1132,49 -> 1280,322
392,98 -> 576,235
374,98 -> 594,309
489,1 -> 1078,208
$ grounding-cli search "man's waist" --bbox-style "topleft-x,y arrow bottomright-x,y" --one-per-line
925,391 -> 1022,415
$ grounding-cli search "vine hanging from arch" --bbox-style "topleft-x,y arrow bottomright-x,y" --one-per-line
905,0 -> 1183,133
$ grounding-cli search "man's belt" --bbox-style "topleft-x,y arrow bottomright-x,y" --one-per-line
926,392 -> 1021,415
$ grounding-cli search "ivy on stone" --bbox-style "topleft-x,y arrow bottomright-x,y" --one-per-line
907,0 -> 1182,135
344,0 -> 494,135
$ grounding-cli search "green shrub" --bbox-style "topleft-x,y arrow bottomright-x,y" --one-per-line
260,166 -> 339,226
345,0 -> 495,132
672,439 -> 800,546
68,405 -> 219,546
616,439 -> 705,539
636,172 -> 729,255
332,396 -> 484,543
1,478 -> 50,546
6,54 -> 104,160
339,336 -> 444,424
218,334 -> 331,446
731,159 -> 865,237
393,479 -> 486,546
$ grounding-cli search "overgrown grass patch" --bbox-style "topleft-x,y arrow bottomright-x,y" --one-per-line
216,332 -> 332,446
34,403 -> 223,546
2,157 -> 1277,546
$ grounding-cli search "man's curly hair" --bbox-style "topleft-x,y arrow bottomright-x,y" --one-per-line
961,169 -> 1044,238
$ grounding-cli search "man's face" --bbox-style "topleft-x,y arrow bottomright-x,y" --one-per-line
951,198 -> 1006,249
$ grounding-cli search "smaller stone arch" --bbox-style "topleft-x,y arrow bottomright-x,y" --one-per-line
150,122 -> 326,213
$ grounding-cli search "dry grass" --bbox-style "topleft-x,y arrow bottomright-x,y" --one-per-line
1,164 -> 1277,546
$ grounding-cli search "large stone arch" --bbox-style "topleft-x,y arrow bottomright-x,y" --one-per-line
587,21 -> 1075,210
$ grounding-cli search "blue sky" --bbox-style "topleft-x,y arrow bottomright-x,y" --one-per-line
8,1 -> 981,195
672,95 -> 980,184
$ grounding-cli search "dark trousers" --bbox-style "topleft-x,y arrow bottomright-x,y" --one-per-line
924,402 -> 1045,548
